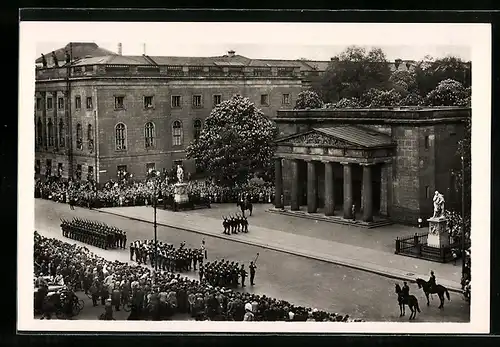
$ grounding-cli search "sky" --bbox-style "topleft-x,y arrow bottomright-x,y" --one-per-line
29,22 -> 476,62
35,42 -> 471,62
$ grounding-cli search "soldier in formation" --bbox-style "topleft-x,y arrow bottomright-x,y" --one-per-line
60,218 -> 127,250
131,239 -> 204,273
222,214 -> 249,235
202,259 -> 247,288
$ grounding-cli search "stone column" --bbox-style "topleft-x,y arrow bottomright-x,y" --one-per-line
362,163 -> 374,222
274,157 -> 284,208
342,162 -> 353,219
380,163 -> 388,216
290,159 -> 300,211
324,161 -> 335,216
307,160 -> 317,213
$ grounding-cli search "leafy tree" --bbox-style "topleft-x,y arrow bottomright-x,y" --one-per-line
414,56 -> 471,97
360,88 -> 402,108
326,97 -> 362,108
389,69 -> 418,96
424,79 -> 470,106
186,95 -> 278,187
451,116 -> 471,237
399,92 -> 424,106
294,90 -> 324,109
313,45 -> 392,103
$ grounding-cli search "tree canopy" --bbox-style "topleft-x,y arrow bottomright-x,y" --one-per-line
311,45 -> 471,108
313,46 -> 392,103
186,95 -> 278,187
294,90 -> 324,109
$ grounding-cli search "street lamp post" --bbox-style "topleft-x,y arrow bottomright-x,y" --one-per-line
149,169 -> 160,273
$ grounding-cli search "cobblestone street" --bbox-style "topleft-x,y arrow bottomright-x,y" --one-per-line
34,200 -> 470,322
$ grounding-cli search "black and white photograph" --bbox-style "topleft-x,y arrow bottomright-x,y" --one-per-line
18,21 -> 490,333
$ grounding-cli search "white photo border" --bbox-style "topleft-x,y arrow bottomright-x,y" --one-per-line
18,21 -> 491,334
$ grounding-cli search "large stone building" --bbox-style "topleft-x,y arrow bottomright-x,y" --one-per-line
34,43 -> 329,183
272,108 -> 470,225
33,42 -> 422,185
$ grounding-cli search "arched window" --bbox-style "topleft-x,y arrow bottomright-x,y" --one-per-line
76,123 -> 83,150
115,123 -> 127,150
87,124 -> 94,150
47,119 -> 54,146
58,118 -> 65,147
37,118 -> 43,146
144,122 -> 155,148
193,119 -> 202,140
172,120 -> 183,146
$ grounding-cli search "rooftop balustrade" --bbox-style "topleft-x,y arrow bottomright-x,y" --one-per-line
35,64 -> 302,81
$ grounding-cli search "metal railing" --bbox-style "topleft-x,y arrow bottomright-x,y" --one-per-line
395,232 -> 471,263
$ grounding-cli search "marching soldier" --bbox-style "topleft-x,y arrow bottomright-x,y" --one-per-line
130,243 -> 135,261
249,261 -> 256,286
240,264 -> 247,287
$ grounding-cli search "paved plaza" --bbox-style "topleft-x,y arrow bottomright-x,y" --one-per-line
34,199 -> 469,322
97,203 -> 463,291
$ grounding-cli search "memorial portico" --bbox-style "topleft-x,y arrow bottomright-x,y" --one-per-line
274,126 -> 395,223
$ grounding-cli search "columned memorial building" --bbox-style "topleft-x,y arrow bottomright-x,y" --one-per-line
271,108 -> 470,225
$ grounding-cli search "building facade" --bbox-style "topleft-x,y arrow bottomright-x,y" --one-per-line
272,108 -> 470,225
35,44 -> 321,184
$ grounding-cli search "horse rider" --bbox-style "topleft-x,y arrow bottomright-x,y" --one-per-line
402,281 -> 410,299
429,270 -> 437,292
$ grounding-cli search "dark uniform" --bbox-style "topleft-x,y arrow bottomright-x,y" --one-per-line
402,282 -> 410,299
249,262 -> 256,285
429,271 -> 436,291
240,265 -> 247,287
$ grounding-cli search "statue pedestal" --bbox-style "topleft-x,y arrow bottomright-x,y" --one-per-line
427,216 -> 450,248
174,183 -> 189,204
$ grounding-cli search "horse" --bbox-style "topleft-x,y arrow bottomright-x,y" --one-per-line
415,278 -> 450,309
395,284 -> 421,320
237,199 -> 253,217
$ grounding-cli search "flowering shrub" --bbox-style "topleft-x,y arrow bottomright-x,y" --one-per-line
399,92 -> 424,106
361,88 -> 402,108
326,97 -> 362,108
294,90 -> 324,109
186,95 -> 278,187
424,79 -> 470,106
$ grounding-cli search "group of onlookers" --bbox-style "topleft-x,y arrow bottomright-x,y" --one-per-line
34,231 -> 362,322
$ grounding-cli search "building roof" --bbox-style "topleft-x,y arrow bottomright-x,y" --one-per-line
313,126 -> 393,148
36,42 -> 117,65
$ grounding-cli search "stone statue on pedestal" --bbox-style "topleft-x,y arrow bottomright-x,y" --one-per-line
177,165 -> 184,183
432,191 -> 445,218
427,190 -> 449,248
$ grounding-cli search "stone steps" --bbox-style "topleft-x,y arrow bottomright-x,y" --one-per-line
267,208 -> 393,229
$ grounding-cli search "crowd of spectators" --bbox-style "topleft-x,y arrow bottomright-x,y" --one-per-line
35,176 -> 275,209
34,231 -> 362,322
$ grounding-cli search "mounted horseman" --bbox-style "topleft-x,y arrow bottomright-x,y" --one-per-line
237,194 -> 253,217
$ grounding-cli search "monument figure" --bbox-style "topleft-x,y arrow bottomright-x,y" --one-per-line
427,190 -> 449,248
177,165 -> 184,183
173,165 -> 188,206
41,54 -> 47,68
432,191 -> 445,218
51,51 -> 58,67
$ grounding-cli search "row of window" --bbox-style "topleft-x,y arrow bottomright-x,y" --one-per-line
36,93 -> 292,111
36,118 -> 66,148
113,120 -> 201,150
36,119 -> 201,151
36,159 -> 93,181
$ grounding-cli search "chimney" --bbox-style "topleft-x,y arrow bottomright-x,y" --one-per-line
143,43 -> 146,55
228,50 -> 235,57
117,43 -> 122,55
